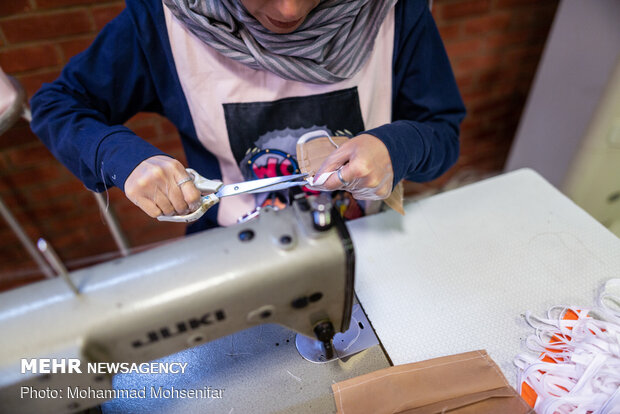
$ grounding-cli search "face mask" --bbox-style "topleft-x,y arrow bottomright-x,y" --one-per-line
515,278 -> 620,414
296,130 -> 404,214
598,278 -> 620,324
514,279 -> 620,414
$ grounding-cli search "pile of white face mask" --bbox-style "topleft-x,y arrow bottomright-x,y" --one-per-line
514,279 -> 620,414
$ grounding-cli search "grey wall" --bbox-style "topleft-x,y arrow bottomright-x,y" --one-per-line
504,0 -> 620,188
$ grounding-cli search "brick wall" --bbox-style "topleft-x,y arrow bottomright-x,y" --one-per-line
0,0 -> 559,291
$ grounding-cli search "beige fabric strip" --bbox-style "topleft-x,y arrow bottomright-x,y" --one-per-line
331,350 -> 533,414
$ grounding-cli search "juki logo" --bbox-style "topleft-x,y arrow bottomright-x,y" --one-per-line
132,310 -> 226,348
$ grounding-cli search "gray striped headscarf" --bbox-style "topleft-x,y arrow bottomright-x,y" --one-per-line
163,0 -> 397,84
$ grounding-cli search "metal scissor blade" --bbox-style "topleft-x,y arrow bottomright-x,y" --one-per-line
242,180 -> 307,194
216,174 -> 308,198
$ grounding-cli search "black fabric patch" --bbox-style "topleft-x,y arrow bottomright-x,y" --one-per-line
223,87 -> 365,165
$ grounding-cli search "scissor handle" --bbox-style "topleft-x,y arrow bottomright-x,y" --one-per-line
186,168 -> 223,194
157,194 -> 220,223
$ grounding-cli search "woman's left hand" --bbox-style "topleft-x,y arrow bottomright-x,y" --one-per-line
312,134 -> 393,200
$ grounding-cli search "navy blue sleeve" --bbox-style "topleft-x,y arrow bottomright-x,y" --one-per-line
30,8 -> 168,192
365,1 -> 466,186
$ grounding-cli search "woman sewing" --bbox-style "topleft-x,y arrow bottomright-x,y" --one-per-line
31,0 -> 465,232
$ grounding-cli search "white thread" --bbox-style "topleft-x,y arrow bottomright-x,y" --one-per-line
285,370 -> 302,383
99,162 -> 110,212
327,135 -> 340,149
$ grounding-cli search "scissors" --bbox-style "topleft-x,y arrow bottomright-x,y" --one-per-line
157,168 -> 309,223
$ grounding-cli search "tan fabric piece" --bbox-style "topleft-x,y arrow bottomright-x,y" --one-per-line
296,136 -> 405,215
331,350 -> 534,414
384,181 -> 404,215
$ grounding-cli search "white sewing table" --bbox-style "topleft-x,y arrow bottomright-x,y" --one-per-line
104,168 -> 620,413
351,168 -> 620,384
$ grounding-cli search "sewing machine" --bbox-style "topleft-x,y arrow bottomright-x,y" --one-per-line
0,196 -> 356,414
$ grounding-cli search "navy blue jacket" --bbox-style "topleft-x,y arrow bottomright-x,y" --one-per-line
30,0 -> 465,229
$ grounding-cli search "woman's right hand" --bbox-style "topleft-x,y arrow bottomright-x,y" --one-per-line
124,155 -> 202,218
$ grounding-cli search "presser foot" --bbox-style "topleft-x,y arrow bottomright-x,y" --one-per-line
296,304 -> 380,363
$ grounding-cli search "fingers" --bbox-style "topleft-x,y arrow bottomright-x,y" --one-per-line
125,155 -> 202,219
352,173 -> 392,200
310,134 -> 394,199
315,143 -> 353,177
314,143 -> 354,191
323,165 -> 351,190
133,197 -> 162,218
177,174 -> 202,211
154,188 -> 176,216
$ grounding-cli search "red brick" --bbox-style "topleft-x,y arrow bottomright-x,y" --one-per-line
58,237 -> 119,263
482,102 -> 520,125
1,163 -> 63,187
59,36 -> 95,62
22,178 -> 86,203
0,275 -> 47,293
158,136 -> 182,150
50,228 -> 90,250
0,174 -> 10,192
0,247 -> 31,267
464,13 -> 511,35
76,191 -> 98,208
15,69 -> 60,97
128,223 -> 184,247
445,38 -> 482,59
0,189 -> 21,211
6,142 -> 55,167
21,198 -> 80,222
460,89 -> 490,108
459,116 -> 482,132
157,140 -> 184,158
116,199 -> 144,215
438,0 -> 491,21
503,44 -> 545,63
126,123 -> 157,140
0,44 -> 59,74
0,121 -> 40,151
106,187 -> 127,202
160,118 -> 180,136
35,0 -> 112,8
128,112 -> 159,123
45,210 -> 109,233
455,73 -> 474,92
456,54 -> 502,73
511,6 -> 557,29
92,4 -> 125,31
485,30 -> 533,51
496,0 -> 542,8
0,264 -> 44,283
436,23 -> 461,41
0,153 -> 8,171
0,0 -> 32,17
1,10 -> 92,44
465,94 -> 509,117
477,68 -> 519,84
116,204 -> 155,221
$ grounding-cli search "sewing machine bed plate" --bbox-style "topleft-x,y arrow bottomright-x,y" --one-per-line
102,324 -> 389,413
